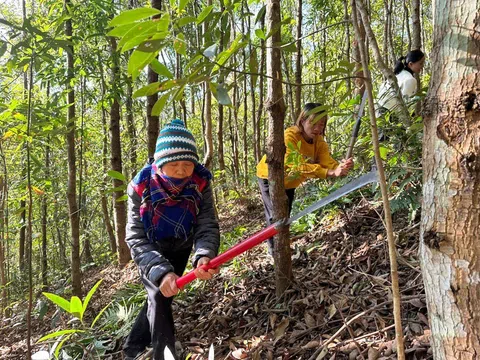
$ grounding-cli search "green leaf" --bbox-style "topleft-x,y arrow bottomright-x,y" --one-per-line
280,42 -> 297,52
254,5 -> 266,24
109,8 -> 161,27
116,195 -> 128,202
255,29 -> 265,40
185,54 -> 203,71
177,16 -> 196,27
43,292 -> 70,313
104,184 -> 128,194
118,20 -> 158,49
178,0 -> 190,13
136,39 -> 165,53
107,170 -> 126,182
70,296 -> 83,320
212,34 -> 245,73
173,33 -> 187,55
379,146 -> 389,160
128,49 -> 159,80
91,302 -> 112,328
54,334 -> 73,358
38,329 -> 83,342
151,93 -> 171,116
173,84 -> 186,101
133,82 -> 161,98
106,23 -> 137,37
150,59 -> 174,79
83,280 -> 102,316
196,5 -> 214,25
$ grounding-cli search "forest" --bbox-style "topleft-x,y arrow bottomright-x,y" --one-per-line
0,0 -> 479,359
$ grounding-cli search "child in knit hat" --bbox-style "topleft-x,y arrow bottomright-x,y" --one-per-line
123,119 -> 220,360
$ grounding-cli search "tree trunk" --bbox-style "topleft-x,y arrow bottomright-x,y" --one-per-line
256,24 -> 266,161
202,0 -> 214,169
265,0 -> 292,297
351,1 -> 405,357
217,4 -> 226,178
420,0 -> 480,358
294,0 -> 302,119
109,37 -> 131,266
0,143 -> 9,317
0,175 -> 7,316
97,46 -> 117,255
282,52 -> 296,124
242,15 -> 249,186
41,140 -> 49,291
410,0 -> 422,114
126,77 -> 138,179
65,0 -> 82,297
147,0 -> 162,157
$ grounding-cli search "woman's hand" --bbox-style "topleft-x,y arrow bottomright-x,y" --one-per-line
194,257 -> 219,280
328,158 -> 354,178
159,272 -> 180,298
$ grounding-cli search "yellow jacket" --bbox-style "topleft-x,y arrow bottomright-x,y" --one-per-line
256,126 -> 339,189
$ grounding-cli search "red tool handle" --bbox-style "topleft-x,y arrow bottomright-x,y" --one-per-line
176,224 -> 279,288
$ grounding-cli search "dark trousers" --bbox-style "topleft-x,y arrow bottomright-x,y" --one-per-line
123,248 -> 191,360
257,178 -> 295,252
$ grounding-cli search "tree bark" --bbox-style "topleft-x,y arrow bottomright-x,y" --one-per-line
65,0 -> 82,297
109,37 -> 131,266
420,0 -> 480,358
126,76 -> 138,179
351,1 -> 405,357
0,175 -> 7,316
256,20 -> 266,162
294,0 -> 302,119
265,0 -> 292,297
41,138 -> 49,291
97,47 -> 117,255
242,13 -> 249,187
202,0 -> 214,169
147,0 -> 162,158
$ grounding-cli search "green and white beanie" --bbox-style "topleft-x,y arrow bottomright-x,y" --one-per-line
154,119 -> 199,168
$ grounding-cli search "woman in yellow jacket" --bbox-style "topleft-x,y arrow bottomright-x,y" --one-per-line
256,102 -> 354,255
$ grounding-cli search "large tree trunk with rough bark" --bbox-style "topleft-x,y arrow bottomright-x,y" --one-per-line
265,0 -> 292,297
420,0 -> 480,358
109,38 -> 131,266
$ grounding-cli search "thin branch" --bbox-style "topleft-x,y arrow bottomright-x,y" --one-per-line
198,51 -> 365,87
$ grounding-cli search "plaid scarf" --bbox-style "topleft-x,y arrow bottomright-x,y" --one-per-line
131,163 -> 212,242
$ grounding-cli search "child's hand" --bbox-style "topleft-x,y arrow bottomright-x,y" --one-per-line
194,257 -> 219,280
159,272 -> 180,297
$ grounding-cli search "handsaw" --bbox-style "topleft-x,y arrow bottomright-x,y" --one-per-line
176,171 -> 378,288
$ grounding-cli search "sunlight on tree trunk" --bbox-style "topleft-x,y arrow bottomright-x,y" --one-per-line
420,0 -> 480,358
266,0 -> 292,297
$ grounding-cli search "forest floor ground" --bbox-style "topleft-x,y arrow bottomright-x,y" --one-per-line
0,192 -> 431,360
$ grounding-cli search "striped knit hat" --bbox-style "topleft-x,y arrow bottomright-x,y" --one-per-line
154,119 -> 199,168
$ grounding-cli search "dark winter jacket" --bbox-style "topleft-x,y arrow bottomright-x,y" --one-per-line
125,178 -> 220,286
